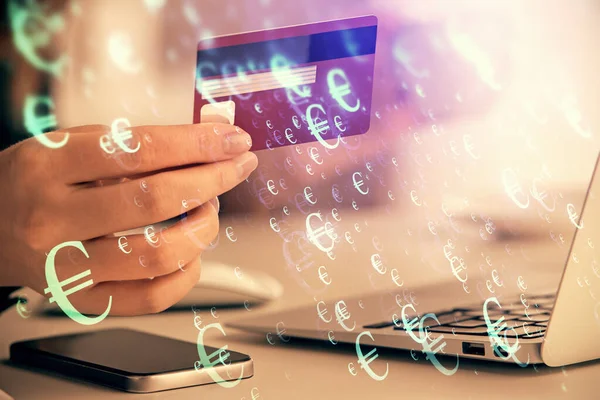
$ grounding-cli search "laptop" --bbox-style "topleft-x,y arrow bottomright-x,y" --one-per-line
228,154 -> 600,368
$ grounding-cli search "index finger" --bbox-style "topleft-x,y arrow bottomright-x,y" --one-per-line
57,123 -> 253,183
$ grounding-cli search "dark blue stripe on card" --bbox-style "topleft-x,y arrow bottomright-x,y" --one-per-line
197,25 -> 377,79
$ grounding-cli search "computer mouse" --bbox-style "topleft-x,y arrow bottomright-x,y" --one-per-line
173,260 -> 284,308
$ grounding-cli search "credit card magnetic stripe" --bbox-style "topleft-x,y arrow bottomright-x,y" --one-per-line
201,65 -> 317,99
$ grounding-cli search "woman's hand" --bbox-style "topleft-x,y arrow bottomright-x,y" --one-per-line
0,123 -> 257,316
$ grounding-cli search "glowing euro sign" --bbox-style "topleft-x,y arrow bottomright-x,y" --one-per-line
418,313 -> 459,376
44,241 -> 112,325
502,168 -> 530,209
196,322 -> 244,387
530,178 -> 556,212
306,212 -> 335,253
334,300 -> 356,332
355,331 -> 389,381
24,95 -> 69,149
401,303 -> 425,343
327,68 -> 360,112
317,301 -> 332,323
110,118 -> 140,153
9,0 -> 67,77
108,32 -> 143,74
306,104 -> 340,150
353,172 -> 369,195
271,54 -> 311,100
567,203 -> 584,229
450,256 -> 468,284
482,297 -> 529,367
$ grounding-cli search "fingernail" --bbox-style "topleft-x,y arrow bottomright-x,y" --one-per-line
236,152 -> 258,178
209,197 -> 220,213
224,129 -> 252,154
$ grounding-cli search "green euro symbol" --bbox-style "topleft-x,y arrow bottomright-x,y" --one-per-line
44,241 -> 112,325
24,95 -> 69,149
8,0 -> 68,77
196,322 -> 244,388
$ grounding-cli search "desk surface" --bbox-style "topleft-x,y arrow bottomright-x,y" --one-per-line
1,206 -> 598,399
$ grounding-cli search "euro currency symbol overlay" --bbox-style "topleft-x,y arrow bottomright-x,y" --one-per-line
418,314 -> 459,375
44,241 -> 112,325
306,212 -> 336,253
353,172 -> 370,195
306,103 -> 340,150
276,322 -> 290,342
24,95 -> 69,149
371,253 -> 386,274
401,304 -> 459,375
483,297 -> 529,367
502,168 -> 530,209
567,203 -> 584,229
450,256 -> 468,284
100,118 -> 140,154
318,265 -> 332,285
317,300 -> 332,323
9,0 -> 68,76
355,331 -> 389,381
334,300 -> 356,332
196,322 -> 244,388
327,68 -> 360,112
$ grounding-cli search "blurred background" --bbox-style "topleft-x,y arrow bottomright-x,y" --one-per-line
2,0 -> 599,210
1,0 -> 599,271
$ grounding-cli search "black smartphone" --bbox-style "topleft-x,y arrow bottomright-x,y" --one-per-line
10,328 -> 253,393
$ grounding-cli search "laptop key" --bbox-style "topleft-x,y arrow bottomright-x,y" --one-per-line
448,318 -> 487,328
363,321 -> 395,329
501,324 -> 546,338
517,314 -> 549,323
428,326 -> 490,335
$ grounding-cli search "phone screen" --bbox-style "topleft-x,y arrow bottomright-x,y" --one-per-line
14,328 -> 250,375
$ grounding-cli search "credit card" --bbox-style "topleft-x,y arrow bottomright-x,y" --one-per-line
193,15 -> 378,151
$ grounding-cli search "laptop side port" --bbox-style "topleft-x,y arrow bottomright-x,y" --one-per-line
462,342 -> 485,356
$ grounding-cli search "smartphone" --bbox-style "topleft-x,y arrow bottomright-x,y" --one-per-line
10,328 -> 253,393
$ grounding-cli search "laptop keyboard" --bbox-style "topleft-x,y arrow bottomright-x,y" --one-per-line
363,293 -> 554,339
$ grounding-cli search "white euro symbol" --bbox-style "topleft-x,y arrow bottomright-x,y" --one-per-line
567,203 -> 584,229
118,236 -> 131,254
225,226 -> 237,242
309,147 -> 323,165
306,104 -> 340,150
353,172 -> 369,195
306,212 -> 335,253
371,254 -> 386,274
110,118 -> 140,153
502,168 -> 530,209
391,268 -> 404,287
285,128 -> 297,144
334,115 -> 347,132
327,68 -> 360,112
318,266 -> 332,285
267,180 -> 279,195
317,301 -> 332,323
269,217 -> 280,232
